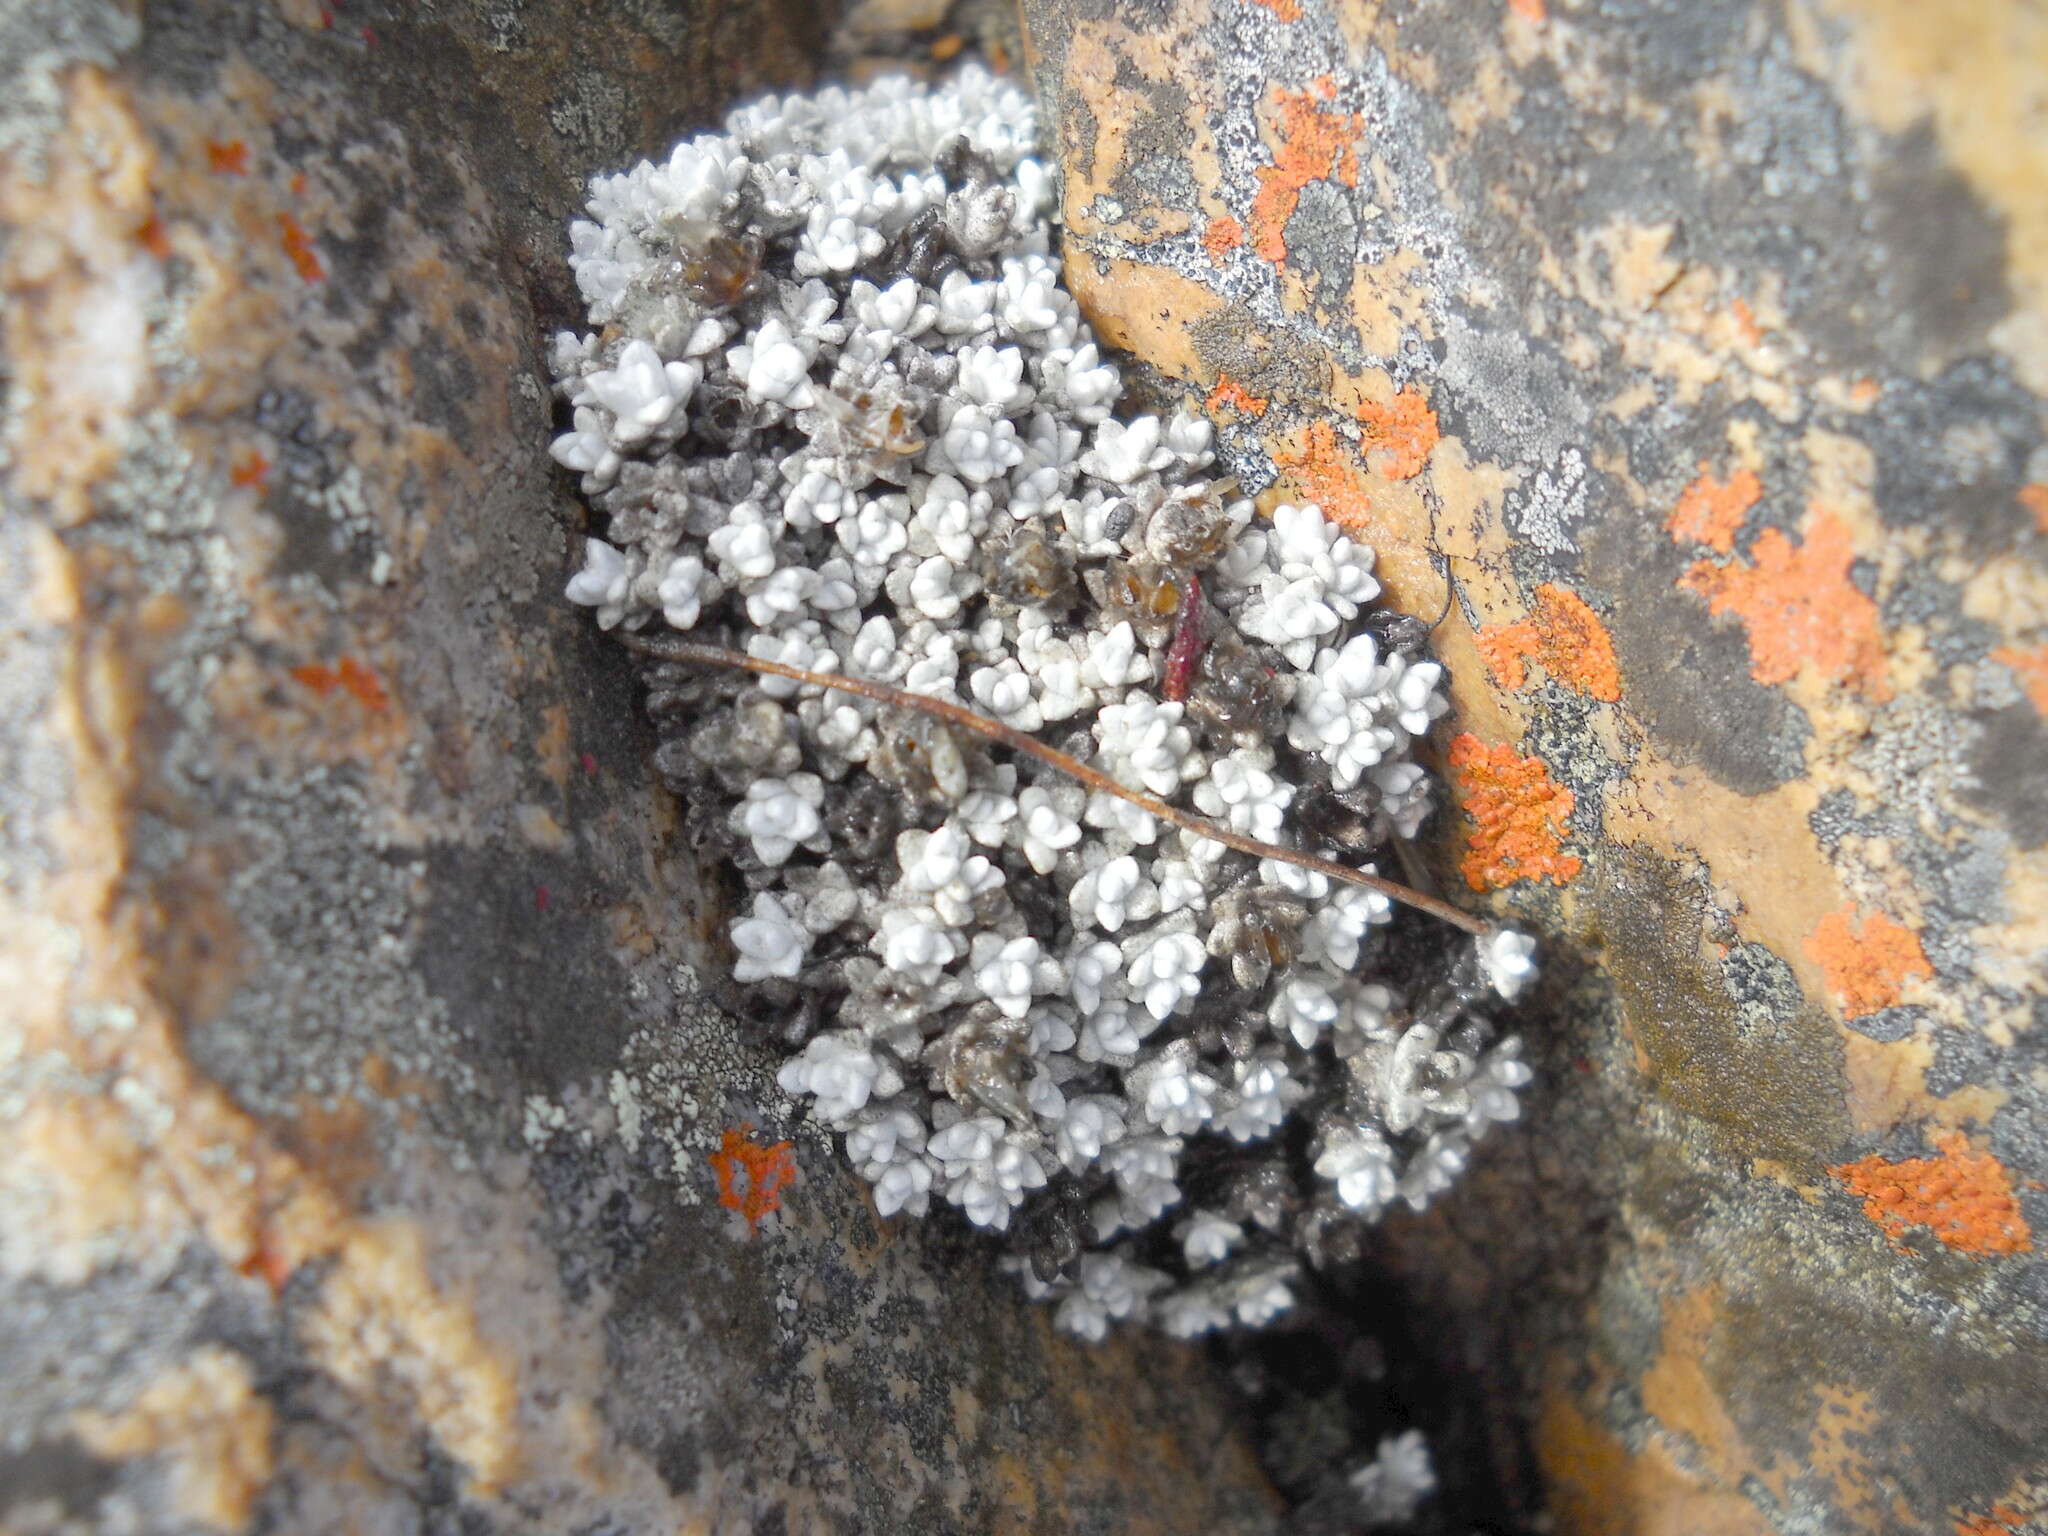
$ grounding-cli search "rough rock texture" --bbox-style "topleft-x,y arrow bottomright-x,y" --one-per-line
1017,1 -> 2048,1532
0,4 -> 1282,1532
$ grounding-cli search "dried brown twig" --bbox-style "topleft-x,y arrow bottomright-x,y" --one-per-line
617,631 -> 1490,936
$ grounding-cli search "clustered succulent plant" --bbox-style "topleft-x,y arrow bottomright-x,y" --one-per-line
548,62 -> 1534,1379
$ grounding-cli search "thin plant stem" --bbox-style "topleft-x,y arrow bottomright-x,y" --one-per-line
618,631 -> 1491,937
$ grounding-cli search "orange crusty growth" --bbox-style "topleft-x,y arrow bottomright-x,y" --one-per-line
1506,0 -> 1547,21
278,213 -> 325,283
1680,506 -> 1890,699
1447,733 -> 1581,891
1992,644 -> 2048,715
1272,420 -> 1376,530
1249,0 -> 1304,19
711,1125 -> 798,1234
1248,77 -> 1361,265
1477,584 -> 1621,702
2019,482 -> 2048,533
1803,905 -> 1932,1019
291,656 -> 390,712
1202,214 -> 1244,262
1955,1502 -> 2037,1536
1205,374 -> 1269,418
1831,1131 -> 2032,1258
1667,464 -> 1761,554
1353,388 -> 1439,480
206,138 -> 250,175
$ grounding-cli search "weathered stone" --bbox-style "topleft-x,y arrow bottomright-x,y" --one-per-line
0,5 -> 1281,1531
1018,1 -> 2048,1530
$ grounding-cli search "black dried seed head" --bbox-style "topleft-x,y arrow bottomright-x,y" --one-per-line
1020,1177 -> 1093,1283
989,518 -> 1077,609
823,776 -> 901,868
1209,883 -> 1310,991
1093,558 -> 1185,645
1142,485 -> 1238,569
1186,631 -> 1284,741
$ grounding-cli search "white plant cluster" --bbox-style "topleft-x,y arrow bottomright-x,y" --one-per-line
550,67 -> 1533,1348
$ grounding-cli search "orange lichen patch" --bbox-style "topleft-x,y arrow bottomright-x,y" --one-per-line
278,212 -> 325,282
206,137 -> 250,174
137,212 -> 173,259
1956,1504 -> 2032,1536
930,32 -> 966,62
1477,583 -> 1623,701
1728,297 -> 1763,347
711,1125 -> 798,1235
1447,733 -> 1582,890
1803,905 -> 1932,1018
1849,377 -> 1882,407
1248,77 -> 1361,265
1249,0 -> 1303,19
1830,1131 -> 2032,1257
1353,388 -> 1439,479
1202,214 -> 1244,262
1271,420 -> 1376,529
1992,643 -> 2048,714
1680,507 -> 1891,699
1668,464 -> 1762,553
290,656 -> 390,712
1506,0 -> 1547,23
228,449 -> 270,489
1205,373 -> 1269,417
2021,482 -> 2048,533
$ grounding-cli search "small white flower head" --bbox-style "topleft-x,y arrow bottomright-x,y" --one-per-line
1155,1286 -> 1233,1339
584,338 -> 701,444
1079,415 -> 1173,486
1398,1130 -> 1470,1212
1479,926 -> 1538,1000
956,343 -> 1033,414
1270,975 -> 1339,1049
1229,1265 -> 1296,1327
929,1114 -> 1047,1229
1178,1210 -> 1243,1268
1192,750 -> 1294,843
1076,1000 -> 1148,1064
1125,927 -> 1207,1021
1055,1253 -> 1168,1341
731,892 -> 808,983
1351,1430 -> 1437,1527
735,773 -> 826,866
550,405 -> 622,483
1217,1054 -> 1302,1142
565,539 -> 632,620
1010,785 -> 1082,873
939,403 -> 1025,485
658,553 -> 710,630
1055,1093 -> 1127,1172
873,904 -> 963,981
1131,1044 -> 1218,1136
1315,1123 -> 1398,1216
1094,696 -> 1194,797
932,268 -> 998,336
1464,1036 -> 1533,1138
727,315 -> 817,408
971,933 -> 1051,1020
1302,883 -> 1394,971
777,1030 -> 902,1126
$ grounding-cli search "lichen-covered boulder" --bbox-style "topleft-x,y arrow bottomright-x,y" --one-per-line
1018,0 -> 2048,1530
0,5 -> 1281,1532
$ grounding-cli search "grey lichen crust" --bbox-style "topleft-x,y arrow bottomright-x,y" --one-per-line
548,66 -> 1535,1343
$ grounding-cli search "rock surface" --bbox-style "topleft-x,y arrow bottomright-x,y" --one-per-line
1017,1 -> 2048,1531
0,4 -> 1282,1532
